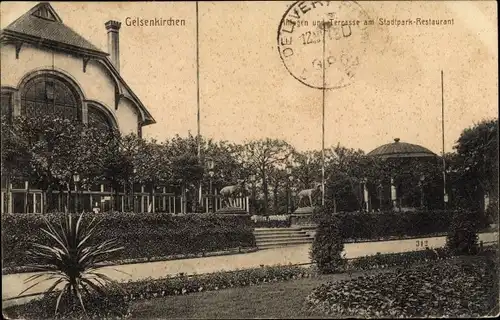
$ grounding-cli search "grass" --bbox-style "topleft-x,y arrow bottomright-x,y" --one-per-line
129,268 -> 392,319
129,253 -> 499,319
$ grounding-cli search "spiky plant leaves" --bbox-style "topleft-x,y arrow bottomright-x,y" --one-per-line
20,212 -> 124,316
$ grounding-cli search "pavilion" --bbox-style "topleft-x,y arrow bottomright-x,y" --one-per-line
366,138 -> 441,211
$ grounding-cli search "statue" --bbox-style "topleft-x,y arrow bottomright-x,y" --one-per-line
296,182 -> 322,208
220,181 -> 247,208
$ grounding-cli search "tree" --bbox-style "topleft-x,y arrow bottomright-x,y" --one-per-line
243,139 -> 294,215
452,118 -> 498,212
2,109 -> 111,213
170,153 -> 204,213
100,132 -> 133,211
267,166 -> 288,214
324,145 -> 368,212
120,134 -> 171,213
291,150 -> 322,191
162,134 -> 205,213
203,140 -> 249,191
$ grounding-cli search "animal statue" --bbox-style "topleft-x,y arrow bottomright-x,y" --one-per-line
297,182 -> 322,208
220,181 -> 248,207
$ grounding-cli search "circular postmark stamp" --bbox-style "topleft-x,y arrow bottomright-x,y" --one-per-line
278,1 -> 371,90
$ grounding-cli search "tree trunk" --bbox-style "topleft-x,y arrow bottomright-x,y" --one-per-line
44,183 -> 54,214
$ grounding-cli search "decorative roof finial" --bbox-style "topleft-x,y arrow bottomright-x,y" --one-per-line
394,138 -> 400,143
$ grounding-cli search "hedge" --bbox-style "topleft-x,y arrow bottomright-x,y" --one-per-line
320,209 -> 490,240
1,212 -> 256,269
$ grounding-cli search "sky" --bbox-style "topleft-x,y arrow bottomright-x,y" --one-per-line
1,1 -> 498,155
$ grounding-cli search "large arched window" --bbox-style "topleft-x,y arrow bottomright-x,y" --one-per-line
21,76 -> 81,120
88,105 -> 113,134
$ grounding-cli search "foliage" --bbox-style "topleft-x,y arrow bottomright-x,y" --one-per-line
202,139 -> 250,189
20,213 -> 125,317
323,145 -> 369,212
446,210 -> 480,256
291,150 -> 322,191
243,138 -> 294,214
305,252 -> 498,318
1,110 -> 115,213
448,119 -> 498,211
121,264 -> 316,301
310,207 -> 345,274
348,247 -> 450,271
323,209 -> 489,241
4,286 -> 130,320
2,212 -> 255,268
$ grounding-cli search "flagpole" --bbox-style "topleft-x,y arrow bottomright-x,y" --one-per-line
196,1 -> 203,206
321,20 -> 326,206
441,70 -> 447,208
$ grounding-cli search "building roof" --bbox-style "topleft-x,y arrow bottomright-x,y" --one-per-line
1,2 -> 156,126
1,2 -> 108,57
367,138 -> 437,159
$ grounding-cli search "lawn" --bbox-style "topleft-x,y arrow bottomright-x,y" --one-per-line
130,254 -> 498,319
129,269 -> 392,319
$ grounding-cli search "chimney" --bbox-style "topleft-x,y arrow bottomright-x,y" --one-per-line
105,20 -> 121,72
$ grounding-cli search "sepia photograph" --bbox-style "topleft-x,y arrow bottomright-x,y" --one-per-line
1,1 -> 498,318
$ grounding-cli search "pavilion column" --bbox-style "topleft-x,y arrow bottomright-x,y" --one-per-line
363,183 -> 369,212
390,177 -> 397,210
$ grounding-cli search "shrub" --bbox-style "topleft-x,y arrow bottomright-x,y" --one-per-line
305,251 -> 498,318
4,285 -> 130,319
310,209 -> 345,274
19,213 -> 126,317
349,247 -> 450,271
3,213 -> 129,319
313,209 -> 489,241
121,263 -> 315,301
2,212 -> 255,269
446,210 -> 479,255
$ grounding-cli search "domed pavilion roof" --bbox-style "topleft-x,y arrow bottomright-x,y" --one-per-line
367,138 -> 437,159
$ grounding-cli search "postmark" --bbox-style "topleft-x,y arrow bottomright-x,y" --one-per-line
278,1 -> 371,90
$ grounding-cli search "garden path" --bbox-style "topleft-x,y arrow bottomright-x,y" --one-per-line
2,232 -> 497,307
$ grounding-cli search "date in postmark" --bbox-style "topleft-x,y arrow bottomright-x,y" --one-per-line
277,1 -> 371,90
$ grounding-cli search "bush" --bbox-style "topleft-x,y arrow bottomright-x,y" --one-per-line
2,212 -> 255,269
446,210 -> 479,255
121,263 -> 315,301
314,209 -> 489,241
349,247 -> 450,271
310,210 -> 344,274
305,251 -> 498,318
3,286 -> 130,319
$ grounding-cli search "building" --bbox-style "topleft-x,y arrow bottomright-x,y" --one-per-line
1,2 -> 156,213
366,138 -> 441,211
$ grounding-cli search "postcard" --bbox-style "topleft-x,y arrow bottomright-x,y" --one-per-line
1,1 -> 498,319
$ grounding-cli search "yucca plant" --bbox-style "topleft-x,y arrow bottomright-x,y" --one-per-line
19,213 -> 126,317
